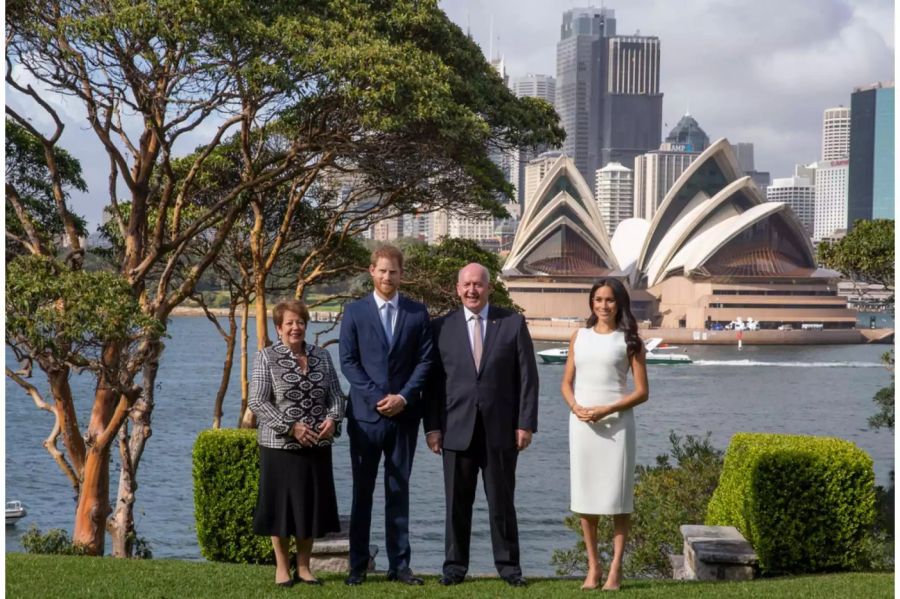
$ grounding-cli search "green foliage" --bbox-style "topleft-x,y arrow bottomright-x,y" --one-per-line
400,237 -> 520,316
854,479 -> 894,572
706,432 -> 876,574
192,429 -> 274,563
20,527 -> 87,556
817,219 -> 895,291
551,433 -> 724,578
5,119 -> 88,259
868,350 -> 894,430
6,255 -> 162,361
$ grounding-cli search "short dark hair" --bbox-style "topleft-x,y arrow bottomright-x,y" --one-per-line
370,244 -> 404,269
272,299 -> 310,327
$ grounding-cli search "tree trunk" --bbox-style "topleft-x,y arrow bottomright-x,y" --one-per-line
46,367 -> 85,486
73,446 -> 111,554
239,299 -> 256,428
212,303 -> 238,429
108,337 -> 162,557
72,343 -> 121,555
108,422 -> 135,558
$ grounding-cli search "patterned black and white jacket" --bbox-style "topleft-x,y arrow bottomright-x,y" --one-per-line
248,340 -> 346,450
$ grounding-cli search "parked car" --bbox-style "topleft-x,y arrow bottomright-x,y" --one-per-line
777,324 -> 793,331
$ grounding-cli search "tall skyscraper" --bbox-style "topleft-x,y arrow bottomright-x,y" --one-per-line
595,162 -> 633,235
633,144 -> 699,220
555,8 -> 663,188
556,7 -> 616,190
511,73 -> 556,105
728,141 -> 770,190
814,159 -> 849,242
812,106 -> 851,242
767,166 -> 816,238
509,74 -> 557,209
523,151 -> 564,208
821,107 -> 851,160
848,82 -> 895,224
599,35 -> 663,171
730,142 -> 756,173
664,112 -> 709,152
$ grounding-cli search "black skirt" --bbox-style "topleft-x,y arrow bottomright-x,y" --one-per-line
253,445 -> 341,539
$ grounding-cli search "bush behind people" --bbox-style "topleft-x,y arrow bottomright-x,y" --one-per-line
706,432 -> 876,574
551,432 -> 723,578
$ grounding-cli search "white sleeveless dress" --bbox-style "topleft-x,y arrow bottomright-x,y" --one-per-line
569,328 -> 636,515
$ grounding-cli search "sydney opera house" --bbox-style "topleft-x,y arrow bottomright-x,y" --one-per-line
502,139 -> 857,329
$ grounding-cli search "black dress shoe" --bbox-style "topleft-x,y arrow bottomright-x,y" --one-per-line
439,574 -> 464,586
344,572 -> 366,586
503,574 -> 528,587
387,568 -> 424,585
276,579 -> 294,588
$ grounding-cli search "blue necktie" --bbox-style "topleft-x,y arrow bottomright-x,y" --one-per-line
382,303 -> 393,345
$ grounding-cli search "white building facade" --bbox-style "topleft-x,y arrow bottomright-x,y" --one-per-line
595,162 -> 633,236
813,106 -> 851,242
822,106 -> 851,161
814,159 -> 850,242
767,168 -> 816,238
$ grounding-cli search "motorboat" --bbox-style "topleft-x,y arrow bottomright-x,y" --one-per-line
645,338 -> 692,365
536,347 -> 568,364
539,337 -> 692,365
6,500 -> 27,526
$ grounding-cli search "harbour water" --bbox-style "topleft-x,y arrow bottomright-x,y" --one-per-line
5,318 -> 894,575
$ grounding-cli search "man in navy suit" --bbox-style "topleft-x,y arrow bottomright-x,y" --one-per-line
339,245 -> 432,586
424,263 -> 539,587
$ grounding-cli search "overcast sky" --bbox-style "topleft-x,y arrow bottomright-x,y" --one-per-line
440,0 -> 895,173
7,0 -> 894,229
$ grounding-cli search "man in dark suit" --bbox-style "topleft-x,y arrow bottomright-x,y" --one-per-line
339,245 -> 432,586
424,263 -> 539,587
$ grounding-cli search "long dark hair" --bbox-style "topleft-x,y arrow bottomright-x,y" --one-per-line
585,278 -> 643,359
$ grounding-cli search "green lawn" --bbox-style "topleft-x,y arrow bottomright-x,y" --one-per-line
5,554 -> 893,598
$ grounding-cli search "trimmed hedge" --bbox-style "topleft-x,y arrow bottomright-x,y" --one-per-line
706,432 -> 876,574
193,429 -> 275,563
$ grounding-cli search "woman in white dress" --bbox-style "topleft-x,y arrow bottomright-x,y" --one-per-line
561,278 -> 649,591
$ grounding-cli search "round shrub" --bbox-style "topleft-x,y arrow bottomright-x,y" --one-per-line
706,432 -> 876,574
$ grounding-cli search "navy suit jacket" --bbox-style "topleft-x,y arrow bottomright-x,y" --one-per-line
339,293 -> 433,424
424,306 -> 539,451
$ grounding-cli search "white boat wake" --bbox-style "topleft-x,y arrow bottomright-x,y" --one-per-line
692,360 -> 883,368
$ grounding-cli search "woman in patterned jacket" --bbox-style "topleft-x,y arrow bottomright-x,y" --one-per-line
249,299 -> 346,588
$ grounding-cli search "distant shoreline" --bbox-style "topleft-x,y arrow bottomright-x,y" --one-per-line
169,306 -> 338,322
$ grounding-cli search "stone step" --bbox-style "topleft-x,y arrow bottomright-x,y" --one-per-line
310,515 -> 377,573
678,524 -> 758,581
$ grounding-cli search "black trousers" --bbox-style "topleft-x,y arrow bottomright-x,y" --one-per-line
442,412 -> 521,579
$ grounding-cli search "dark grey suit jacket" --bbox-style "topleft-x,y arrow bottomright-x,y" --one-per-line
424,305 -> 539,451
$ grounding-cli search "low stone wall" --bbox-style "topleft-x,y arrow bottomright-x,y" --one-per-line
526,320 -> 888,345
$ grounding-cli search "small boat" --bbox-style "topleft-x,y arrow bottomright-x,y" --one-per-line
6,501 -> 27,526
645,338 -> 692,365
536,347 -> 568,364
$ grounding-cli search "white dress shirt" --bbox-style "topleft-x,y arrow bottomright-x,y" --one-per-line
373,291 -> 399,335
372,291 -> 405,405
462,303 -> 490,354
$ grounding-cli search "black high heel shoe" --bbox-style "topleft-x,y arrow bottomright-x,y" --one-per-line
293,574 -> 323,585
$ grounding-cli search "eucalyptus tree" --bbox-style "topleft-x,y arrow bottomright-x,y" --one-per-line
6,0 -> 562,557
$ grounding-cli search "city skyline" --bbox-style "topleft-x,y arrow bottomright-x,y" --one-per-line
440,0 -> 893,186
7,1 -> 894,229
